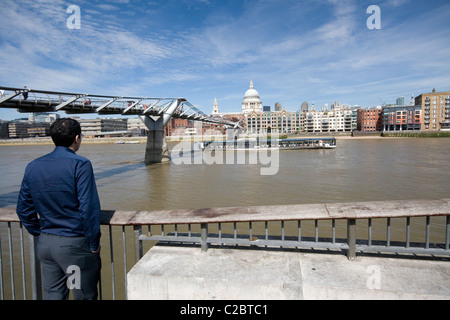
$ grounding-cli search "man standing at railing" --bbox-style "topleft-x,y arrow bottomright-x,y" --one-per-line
16,118 -> 102,300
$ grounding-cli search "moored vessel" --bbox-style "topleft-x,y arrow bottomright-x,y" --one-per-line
203,137 -> 336,151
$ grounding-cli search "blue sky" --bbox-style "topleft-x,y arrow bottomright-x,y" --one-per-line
1,0 -> 449,120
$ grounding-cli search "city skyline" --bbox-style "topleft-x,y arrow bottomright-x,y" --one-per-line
1,0 -> 450,120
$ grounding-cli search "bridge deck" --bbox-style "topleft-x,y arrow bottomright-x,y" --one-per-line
0,86 -> 237,126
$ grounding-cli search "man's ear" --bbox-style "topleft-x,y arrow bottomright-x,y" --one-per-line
69,134 -> 82,152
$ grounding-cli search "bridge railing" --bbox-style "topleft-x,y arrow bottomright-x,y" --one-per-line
1,199 -> 449,300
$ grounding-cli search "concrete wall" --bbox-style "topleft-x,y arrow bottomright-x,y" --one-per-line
127,246 -> 450,300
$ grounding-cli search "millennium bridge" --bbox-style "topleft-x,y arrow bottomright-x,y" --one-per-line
0,86 -> 240,164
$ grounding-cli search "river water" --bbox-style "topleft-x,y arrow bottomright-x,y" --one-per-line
1,137 -> 450,211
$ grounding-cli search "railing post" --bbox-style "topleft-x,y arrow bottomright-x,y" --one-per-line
446,216 -> 450,250
134,225 -> 143,263
347,219 -> 356,261
29,235 -> 42,300
0,234 -> 4,300
201,223 -> 208,252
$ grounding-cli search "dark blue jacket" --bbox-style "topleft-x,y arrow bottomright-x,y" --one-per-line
17,146 -> 101,251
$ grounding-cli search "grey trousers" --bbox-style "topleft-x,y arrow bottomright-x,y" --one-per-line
37,233 -> 101,300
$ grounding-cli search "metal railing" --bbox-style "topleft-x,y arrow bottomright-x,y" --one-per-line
1,198 -> 450,300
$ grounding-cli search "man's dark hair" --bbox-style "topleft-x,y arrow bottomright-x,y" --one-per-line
50,118 -> 82,147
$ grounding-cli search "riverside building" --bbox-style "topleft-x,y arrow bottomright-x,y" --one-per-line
304,104 -> 354,133
357,107 -> 382,132
7,121 -> 51,138
382,105 -> 422,132
79,118 -> 129,137
247,109 -> 303,134
212,80 -> 357,134
242,81 -> 302,134
415,89 -> 450,131
211,82 -> 450,134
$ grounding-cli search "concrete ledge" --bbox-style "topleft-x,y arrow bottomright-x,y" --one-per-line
300,253 -> 450,300
127,246 -> 450,300
127,246 -> 302,300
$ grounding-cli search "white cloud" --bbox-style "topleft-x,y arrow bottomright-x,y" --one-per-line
385,0 -> 410,7
0,0 -> 175,94
96,4 -> 119,11
1,0 -> 449,116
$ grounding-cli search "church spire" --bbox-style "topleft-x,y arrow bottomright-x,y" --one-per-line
212,97 -> 219,114
250,79 -> 254,89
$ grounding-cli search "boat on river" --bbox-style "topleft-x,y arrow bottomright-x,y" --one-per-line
202,137 -> 336,151
116,140 -> 140,144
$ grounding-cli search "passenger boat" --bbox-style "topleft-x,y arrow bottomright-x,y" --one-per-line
276,138 -> 336,150
202,137 -> 336,151
116,140 -> 140,144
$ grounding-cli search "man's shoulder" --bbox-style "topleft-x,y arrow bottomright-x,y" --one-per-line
28,147 -> 92,168
62,151 -> 93,168
69,151 -> 90,163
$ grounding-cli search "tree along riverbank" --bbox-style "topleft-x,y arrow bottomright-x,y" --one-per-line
381,131 -> 450,138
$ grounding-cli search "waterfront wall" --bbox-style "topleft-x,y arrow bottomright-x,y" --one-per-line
127,245 -> 450,300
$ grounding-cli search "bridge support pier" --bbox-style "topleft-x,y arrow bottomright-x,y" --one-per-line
140,98 -> 185,165
142,117 -> 170,164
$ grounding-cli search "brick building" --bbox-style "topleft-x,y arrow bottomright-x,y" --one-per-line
357,107 -> 382,132
415,89 -> 450,131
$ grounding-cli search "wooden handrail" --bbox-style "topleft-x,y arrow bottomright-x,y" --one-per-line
2,198 -> 450,225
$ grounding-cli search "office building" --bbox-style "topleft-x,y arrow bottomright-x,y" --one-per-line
382,105 -> 422,132
301,102 -> 309,113
0,121 -> 8,139
396,97 -> 406,106
79,118 -> 128,137
8,121 -> 51,138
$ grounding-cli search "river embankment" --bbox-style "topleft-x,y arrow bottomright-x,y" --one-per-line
0,136 -> 147,146
2,131 -> 449,146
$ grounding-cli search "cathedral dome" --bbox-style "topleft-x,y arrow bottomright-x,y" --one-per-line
244,80 -> 260,99
242,80 -> 262,114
